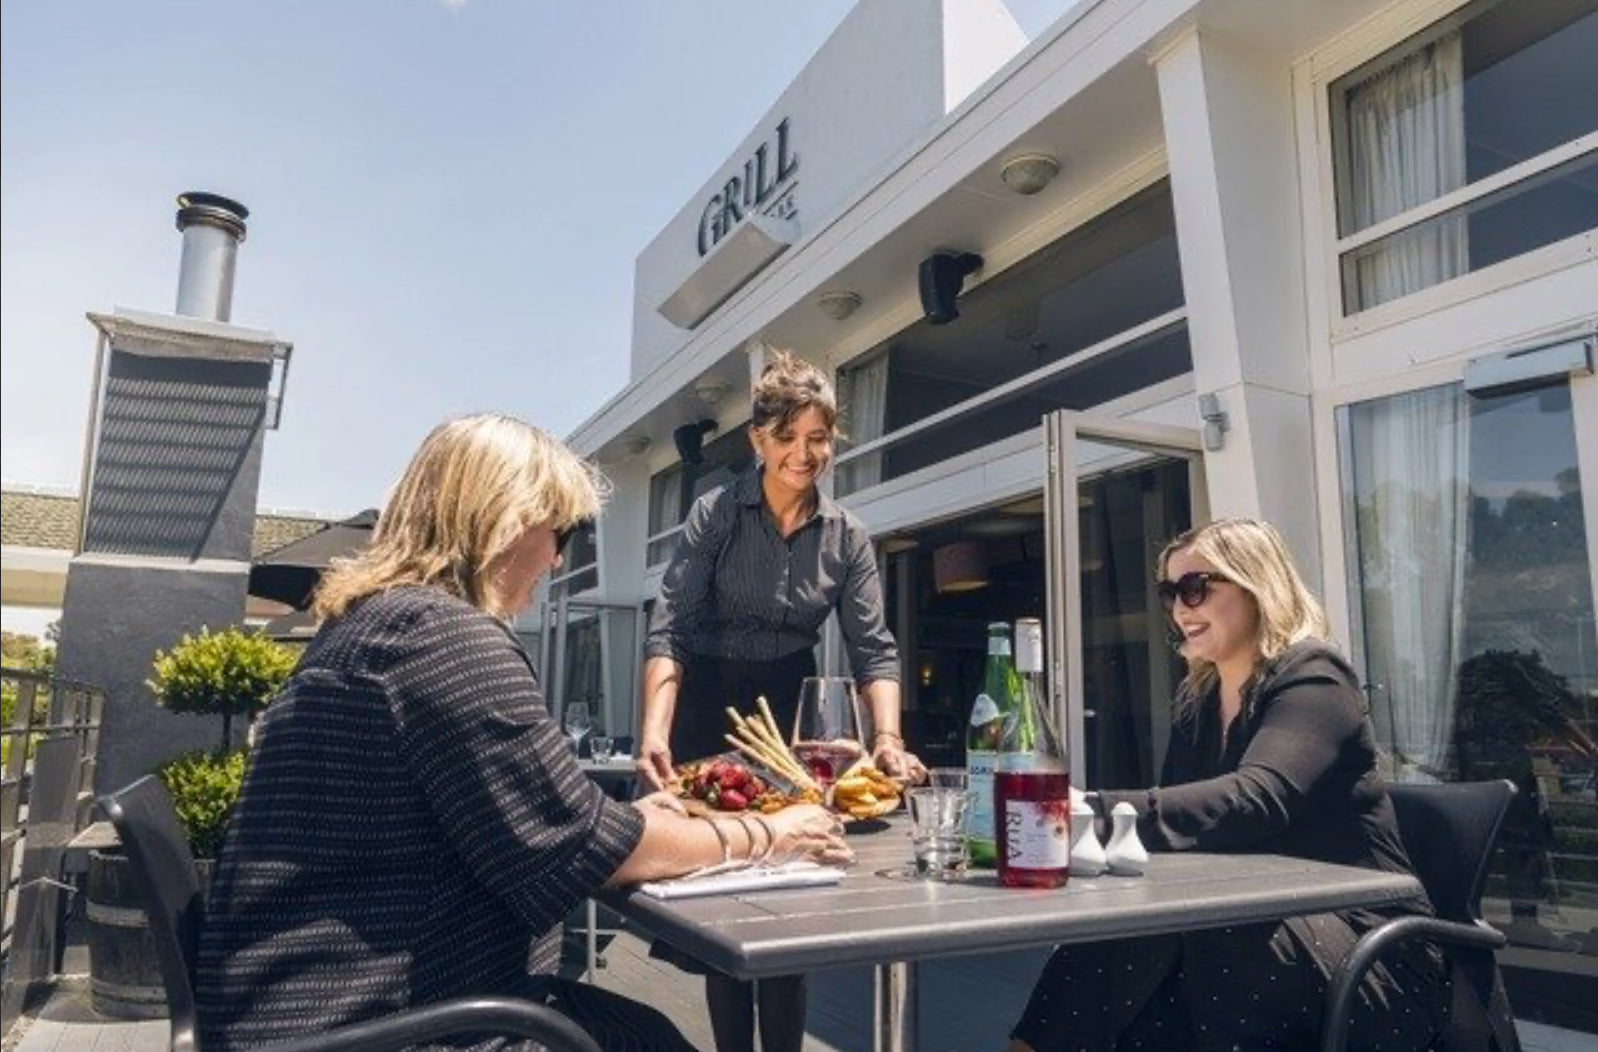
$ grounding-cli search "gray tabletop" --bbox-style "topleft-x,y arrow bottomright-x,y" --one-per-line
602,815 -> 1424,979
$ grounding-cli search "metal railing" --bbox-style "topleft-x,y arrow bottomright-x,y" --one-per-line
1,667 -> 104,1029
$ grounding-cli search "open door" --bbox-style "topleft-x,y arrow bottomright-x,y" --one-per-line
1044,411 -> 1208,790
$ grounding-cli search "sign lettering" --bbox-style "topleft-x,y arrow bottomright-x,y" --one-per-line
697,118 -> 798,257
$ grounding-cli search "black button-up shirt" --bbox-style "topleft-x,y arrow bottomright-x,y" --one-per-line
645,469 -> 900,684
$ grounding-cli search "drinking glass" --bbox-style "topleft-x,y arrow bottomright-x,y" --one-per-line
791,677 -> 865,788
907,786 -> 974,879
589,735 -> 615,764
562,702 -> 592,756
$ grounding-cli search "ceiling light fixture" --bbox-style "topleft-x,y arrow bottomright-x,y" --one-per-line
816,289 -> 863,320
1000,152 -> 1061,195
933,541 -> 990,593
694,378 -> 733,407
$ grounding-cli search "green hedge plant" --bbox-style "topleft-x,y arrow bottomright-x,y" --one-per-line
148,626 -> 296,750
157,749 -> 246,859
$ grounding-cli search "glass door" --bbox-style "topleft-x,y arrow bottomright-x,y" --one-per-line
1043,411 -> 1207,788
1339,361 -> 1598,1032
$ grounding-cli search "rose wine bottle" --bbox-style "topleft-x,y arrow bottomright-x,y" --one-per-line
995,617 -> 1071,888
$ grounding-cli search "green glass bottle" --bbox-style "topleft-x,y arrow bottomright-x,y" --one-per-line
967,622 -> 1021,867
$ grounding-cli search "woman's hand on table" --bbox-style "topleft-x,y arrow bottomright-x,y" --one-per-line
638,735 -> 675,792
635,790 -> 687,816
766,804 -> 854,867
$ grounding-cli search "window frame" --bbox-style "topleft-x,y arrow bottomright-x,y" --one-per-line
1310,323 -> 1598,675
1302,0 -> 1598,339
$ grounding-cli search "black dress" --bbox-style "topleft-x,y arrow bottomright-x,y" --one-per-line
197,586 -> 697,1052
1012,640 -> 1451,1052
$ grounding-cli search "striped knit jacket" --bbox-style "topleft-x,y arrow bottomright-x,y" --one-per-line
196,586 -> 644,1050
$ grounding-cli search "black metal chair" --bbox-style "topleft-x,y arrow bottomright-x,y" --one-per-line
98,776 -> 602,1052
1321,779 -> 1523,1052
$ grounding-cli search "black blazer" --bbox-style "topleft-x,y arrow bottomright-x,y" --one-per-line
197,586 -> 644,1050
1101,639 -> 1430,913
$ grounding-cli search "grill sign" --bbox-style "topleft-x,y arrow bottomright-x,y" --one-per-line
697,118 -> 798,257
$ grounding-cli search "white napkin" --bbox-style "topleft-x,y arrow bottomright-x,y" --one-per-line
638,861 -> 845,900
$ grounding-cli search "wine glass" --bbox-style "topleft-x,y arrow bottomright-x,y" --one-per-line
791,677 -> 864,788
562,702 -> 592,757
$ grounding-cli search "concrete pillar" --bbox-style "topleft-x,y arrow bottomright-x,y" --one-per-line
58,310 -> 288,793
1152,27 -> 1321,585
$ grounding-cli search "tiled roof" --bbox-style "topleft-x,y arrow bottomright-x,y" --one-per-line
1,490 -> 79,550
1,488 -> 334,557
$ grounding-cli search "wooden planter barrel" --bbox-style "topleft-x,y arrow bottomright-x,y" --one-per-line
86,849 -> 212,1019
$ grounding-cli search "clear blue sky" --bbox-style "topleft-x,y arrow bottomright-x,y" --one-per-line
3,0 -> 1071,516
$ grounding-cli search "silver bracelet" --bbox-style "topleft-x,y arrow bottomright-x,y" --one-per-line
750,813 -> 779,865
697,814 -> 731,866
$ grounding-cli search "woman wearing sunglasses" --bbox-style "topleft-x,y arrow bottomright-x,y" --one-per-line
197,415 -> 851,1052
1006,518 -> 1449,1052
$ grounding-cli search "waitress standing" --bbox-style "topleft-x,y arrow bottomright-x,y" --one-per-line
638,351 -> 922,1052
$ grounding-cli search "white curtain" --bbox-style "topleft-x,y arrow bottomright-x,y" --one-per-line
837,352 -> 889,494
1343,28 -> 1468,311
1347,383 -> 1470,781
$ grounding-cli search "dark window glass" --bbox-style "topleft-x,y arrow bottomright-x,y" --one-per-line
838,181 -> 1183,440
1331,0 -> 1598,238
1340,151 -> 1598,312
840,323 -> 1191,494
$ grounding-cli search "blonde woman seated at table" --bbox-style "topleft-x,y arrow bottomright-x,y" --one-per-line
196,415 -> 851,1052
1008,519 -> 1450,1052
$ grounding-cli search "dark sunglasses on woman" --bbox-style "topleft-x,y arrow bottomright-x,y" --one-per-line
555,520 -> 590,557
1157,571 -> 1230,611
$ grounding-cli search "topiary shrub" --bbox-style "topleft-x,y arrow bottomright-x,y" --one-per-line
156,749 -> 247,859
148,626 -> 297,751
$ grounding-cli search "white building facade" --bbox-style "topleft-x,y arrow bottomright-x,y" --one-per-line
538,0 -> 1598,1030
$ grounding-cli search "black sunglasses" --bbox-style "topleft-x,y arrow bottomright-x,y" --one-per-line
555,520 -> 590,557
1157,571 -> 1230,611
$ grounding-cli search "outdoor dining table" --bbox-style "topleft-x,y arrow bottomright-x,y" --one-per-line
601,814 -> 1424,1052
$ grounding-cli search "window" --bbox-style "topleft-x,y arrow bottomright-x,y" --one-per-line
1329,0 -> 1598,313
645,421 -> 755,565
834,181 -> 1188,496
1339,371 -> 1598,1021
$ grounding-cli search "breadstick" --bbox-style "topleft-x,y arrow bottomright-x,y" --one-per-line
755,696 -> 789,750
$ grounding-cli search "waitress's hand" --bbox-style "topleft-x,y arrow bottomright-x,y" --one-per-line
638,735 -> 676,792
872,741 -> 927,785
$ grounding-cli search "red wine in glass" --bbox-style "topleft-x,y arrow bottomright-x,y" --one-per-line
793,739 -> 865,788
793,677 -> 865,789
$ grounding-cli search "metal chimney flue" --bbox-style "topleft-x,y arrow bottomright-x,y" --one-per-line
174,191 -> 248,322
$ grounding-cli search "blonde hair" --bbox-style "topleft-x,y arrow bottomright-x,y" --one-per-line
313,414 -> 603,622
750,350 -> 838,436
1159,518 -> 1330,699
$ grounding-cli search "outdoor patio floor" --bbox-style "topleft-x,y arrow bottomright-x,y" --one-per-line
6,925 -> 1590,1052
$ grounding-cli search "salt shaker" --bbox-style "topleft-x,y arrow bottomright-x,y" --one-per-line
1104,802 -> 1149,876
1069,800 -> 1107,877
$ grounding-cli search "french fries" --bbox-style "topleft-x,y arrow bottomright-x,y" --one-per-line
831,761 -> 903,820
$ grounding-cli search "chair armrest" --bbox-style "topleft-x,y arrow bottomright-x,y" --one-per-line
261,996 -> 602,1052
1321,916 -> 1505,1052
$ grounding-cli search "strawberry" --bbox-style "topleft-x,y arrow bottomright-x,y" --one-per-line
719,788 -> 749,812
719,766 -> 749,791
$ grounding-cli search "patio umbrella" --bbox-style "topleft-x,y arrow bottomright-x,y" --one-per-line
248,509 -> 378,610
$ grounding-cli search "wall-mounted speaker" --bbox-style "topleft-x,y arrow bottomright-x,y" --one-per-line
918,251 -> 983,325
673,419 -> 718,465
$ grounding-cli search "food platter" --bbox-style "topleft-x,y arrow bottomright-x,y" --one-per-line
672,698 -> 905,820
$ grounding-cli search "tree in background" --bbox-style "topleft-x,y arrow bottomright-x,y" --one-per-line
148,626 -> 297,752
